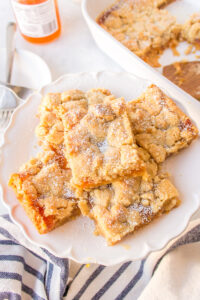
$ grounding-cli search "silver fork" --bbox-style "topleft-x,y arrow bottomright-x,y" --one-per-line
0,109 -> 14,130
0,22 -> 16,131
0,22 -> 17,131
0,22 -> 35,131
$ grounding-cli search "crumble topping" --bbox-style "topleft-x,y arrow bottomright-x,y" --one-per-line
97,0 -> 180,67
35,90 -> 87,153
9,85 -> 198,245
127,84 -> 198,163
9,150 -> 80,234
63,92 -> 145,188
182,13 -> 200,45
79,148 -> 180,245
97,0 -> 200,67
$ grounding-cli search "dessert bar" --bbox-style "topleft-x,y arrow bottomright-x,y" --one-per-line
127,84 -> 198,163
79,148 -> 180,245
62,89 -> 145,188
9,150 -> 80,234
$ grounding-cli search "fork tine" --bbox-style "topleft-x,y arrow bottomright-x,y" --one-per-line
0,111 -> 5,128
5,110 -> 12,127
0,111 -> 6,129
7,110 -> 13,126
0,109 -> 14,130
3,110 -> 9,128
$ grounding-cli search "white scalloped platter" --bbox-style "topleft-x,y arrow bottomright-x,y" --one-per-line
1,72 -> 200,266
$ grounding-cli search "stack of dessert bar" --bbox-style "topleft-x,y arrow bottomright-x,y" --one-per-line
9,85 -> 198,245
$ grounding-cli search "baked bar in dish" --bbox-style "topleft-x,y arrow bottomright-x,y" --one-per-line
35,90 -> 87,155
97,0 -> 180,67
9,150 -> 80,234
79,148 -> 180,245
62,89 -> 145,189
181,13 -> 200,45
127,84 -> 198,163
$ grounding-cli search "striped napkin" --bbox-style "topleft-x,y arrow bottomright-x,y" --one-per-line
0,214 -> 199,300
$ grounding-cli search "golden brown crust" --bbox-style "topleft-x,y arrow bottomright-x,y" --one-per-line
9,84 -> 198,246
181,13 -> 200,45
97,0 -> 181,67
62,89 -> 145,188
35,90 -> 87,154
97,1 -> 200,68
127,84 -> 198,163
9,151 -> 80,234
79,148 -> 180,245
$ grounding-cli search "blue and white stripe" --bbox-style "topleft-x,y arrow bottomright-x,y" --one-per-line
0,214 -> 199,300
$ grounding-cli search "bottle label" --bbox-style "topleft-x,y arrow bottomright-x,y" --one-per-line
12,0 -> 58,38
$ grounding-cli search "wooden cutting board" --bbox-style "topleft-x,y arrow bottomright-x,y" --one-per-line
163,61 -> 200,100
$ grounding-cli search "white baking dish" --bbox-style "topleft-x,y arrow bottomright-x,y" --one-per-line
82,0 -> 200,102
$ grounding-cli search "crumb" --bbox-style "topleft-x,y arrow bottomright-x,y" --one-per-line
122,244 -> 131,250
184,45 -> 193,55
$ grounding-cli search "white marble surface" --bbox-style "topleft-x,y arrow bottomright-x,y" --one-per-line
0,0 -> 122,214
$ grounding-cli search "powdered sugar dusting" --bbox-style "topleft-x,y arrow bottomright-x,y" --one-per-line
132,203 -> 153,223
64,188 -> 75,199
97,140 -> 109,153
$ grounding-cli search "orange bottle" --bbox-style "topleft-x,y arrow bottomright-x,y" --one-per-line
11,0 -> 61,43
